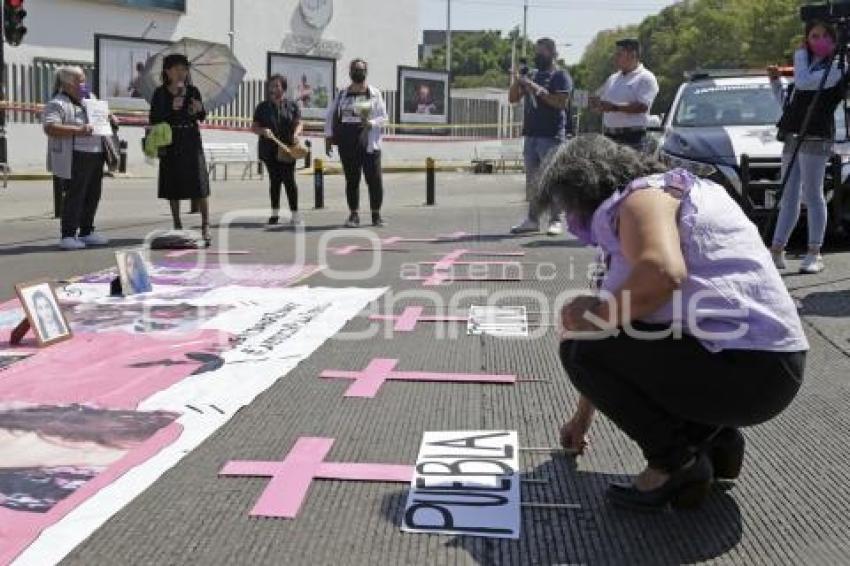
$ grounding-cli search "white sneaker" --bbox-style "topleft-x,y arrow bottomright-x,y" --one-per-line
510,218 -> 539,234
80,232 -> 109,246
799,253 -> 825,274
771,250 -> 787,270
289,212 -> 304,227
59,237 -> 86,250
547,220 -> 564,236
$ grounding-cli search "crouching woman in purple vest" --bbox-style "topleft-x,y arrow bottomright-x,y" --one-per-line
540,135 -> 808,512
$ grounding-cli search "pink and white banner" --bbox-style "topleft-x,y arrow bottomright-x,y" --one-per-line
0,263 -> 383,566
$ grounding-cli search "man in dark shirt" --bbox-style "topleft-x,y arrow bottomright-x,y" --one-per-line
510,38 -> 572,236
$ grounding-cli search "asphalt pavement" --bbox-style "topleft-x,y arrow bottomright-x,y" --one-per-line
1,171 -> 850,565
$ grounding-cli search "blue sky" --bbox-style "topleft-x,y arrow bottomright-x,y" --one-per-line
418,0 -> 676,64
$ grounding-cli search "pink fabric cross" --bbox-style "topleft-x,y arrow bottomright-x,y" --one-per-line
320,358 -> 516,398
220,437 -> 414,518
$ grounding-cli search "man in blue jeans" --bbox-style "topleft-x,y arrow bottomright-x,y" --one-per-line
510,38 -> 573,236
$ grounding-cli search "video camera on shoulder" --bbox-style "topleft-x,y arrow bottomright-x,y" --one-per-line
801,0 -> 850,23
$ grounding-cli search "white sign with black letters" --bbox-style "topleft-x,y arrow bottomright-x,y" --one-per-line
468,306 -> 528,337
402,430 -> 520,539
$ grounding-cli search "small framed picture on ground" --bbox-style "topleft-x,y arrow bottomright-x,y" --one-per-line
117,250 -> 153,296
267,52 -> 336,122
397,66 -> 451,128
94,34 -> 171,111
15,281 -> 72,347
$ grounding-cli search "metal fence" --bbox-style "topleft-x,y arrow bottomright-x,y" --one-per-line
4,62 -> 521,139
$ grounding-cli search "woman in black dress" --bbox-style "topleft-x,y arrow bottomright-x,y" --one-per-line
252,74 -> 303,226
149,54 -> 211,243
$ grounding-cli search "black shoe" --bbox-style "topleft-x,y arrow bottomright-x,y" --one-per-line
345,212 -> 360,228
707,428 -> 745,481
372,212 -> 385,227
606,452 -> 713,512
268,215 -> 280,225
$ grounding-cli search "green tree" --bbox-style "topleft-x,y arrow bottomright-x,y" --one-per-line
577,0 -> 808,118
423,27 -> 536,88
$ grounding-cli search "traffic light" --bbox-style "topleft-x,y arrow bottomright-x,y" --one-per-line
4,0 -> 27,47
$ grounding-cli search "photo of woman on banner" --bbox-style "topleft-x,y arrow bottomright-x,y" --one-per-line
0,404 -> 177,513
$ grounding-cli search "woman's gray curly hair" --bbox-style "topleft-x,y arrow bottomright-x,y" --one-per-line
536,134 -> 666,225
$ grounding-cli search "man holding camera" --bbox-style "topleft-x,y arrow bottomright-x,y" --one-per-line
591,38 -> 658,152
510,38 -> 573,236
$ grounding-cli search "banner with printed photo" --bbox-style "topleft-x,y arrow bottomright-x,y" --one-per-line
0,264 -> 384,565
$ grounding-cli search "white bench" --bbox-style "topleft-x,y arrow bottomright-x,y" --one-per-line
204,143 -> 262,181
472,139 -> 524,173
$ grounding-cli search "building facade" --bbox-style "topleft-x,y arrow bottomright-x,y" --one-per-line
6,0 -> 419,89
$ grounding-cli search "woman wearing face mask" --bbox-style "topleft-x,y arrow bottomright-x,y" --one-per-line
772,20 -> 847,274
540,135 -> 808,512
325,59 -> 389,227
252,74 -> 303,226
42,66 -> 111,251
149,54 -> 212,244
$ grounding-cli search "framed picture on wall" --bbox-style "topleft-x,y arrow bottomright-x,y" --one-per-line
14,280 -> 72,347
267,52 -> 336,121
397,66 -> 451,126
94,34 -> 171,111
88,0 -> 186,12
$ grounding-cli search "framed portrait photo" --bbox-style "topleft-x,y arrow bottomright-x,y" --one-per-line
116,250 -> 153,296
15,281 -> 73,347
267,52 -> 336,121
397,66 -> 451,126
94,34 -> 171,111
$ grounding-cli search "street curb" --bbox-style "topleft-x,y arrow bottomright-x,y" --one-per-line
8,172 -> 142,181
297,164 -> 524,176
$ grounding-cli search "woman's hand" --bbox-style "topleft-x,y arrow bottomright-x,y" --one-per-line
560,396 -> 596,454
261,128 -> 274,139
767,65 -> 781,81
560,413 -> 592,454
560,295 -> 606,335
78,124 -> 94,136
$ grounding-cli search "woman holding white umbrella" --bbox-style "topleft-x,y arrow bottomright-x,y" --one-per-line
149,54 -> 211,243
141,38 -> 246,246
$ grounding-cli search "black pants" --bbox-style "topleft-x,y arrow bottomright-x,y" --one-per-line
61,152 -> 105,238
263,159 -> 298,212
605,131 -> 648,153
560,328 -> 805,472
338,144 -> 383,213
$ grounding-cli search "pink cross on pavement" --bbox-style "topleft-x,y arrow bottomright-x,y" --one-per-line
320,358 -> 517,398
220,437 -> 413,518
369,306 -> 467,331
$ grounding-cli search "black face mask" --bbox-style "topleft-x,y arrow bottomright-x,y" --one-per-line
534,55 -> 553,69
350,70 -> 367,84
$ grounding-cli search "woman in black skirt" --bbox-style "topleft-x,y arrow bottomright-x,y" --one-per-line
252,74 -> 303,226
149,54 -> 211,243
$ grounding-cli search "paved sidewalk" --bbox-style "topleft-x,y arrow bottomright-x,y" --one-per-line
2,174 -> 850,565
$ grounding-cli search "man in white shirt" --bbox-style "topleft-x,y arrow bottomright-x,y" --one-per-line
591,38 -> 659,152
